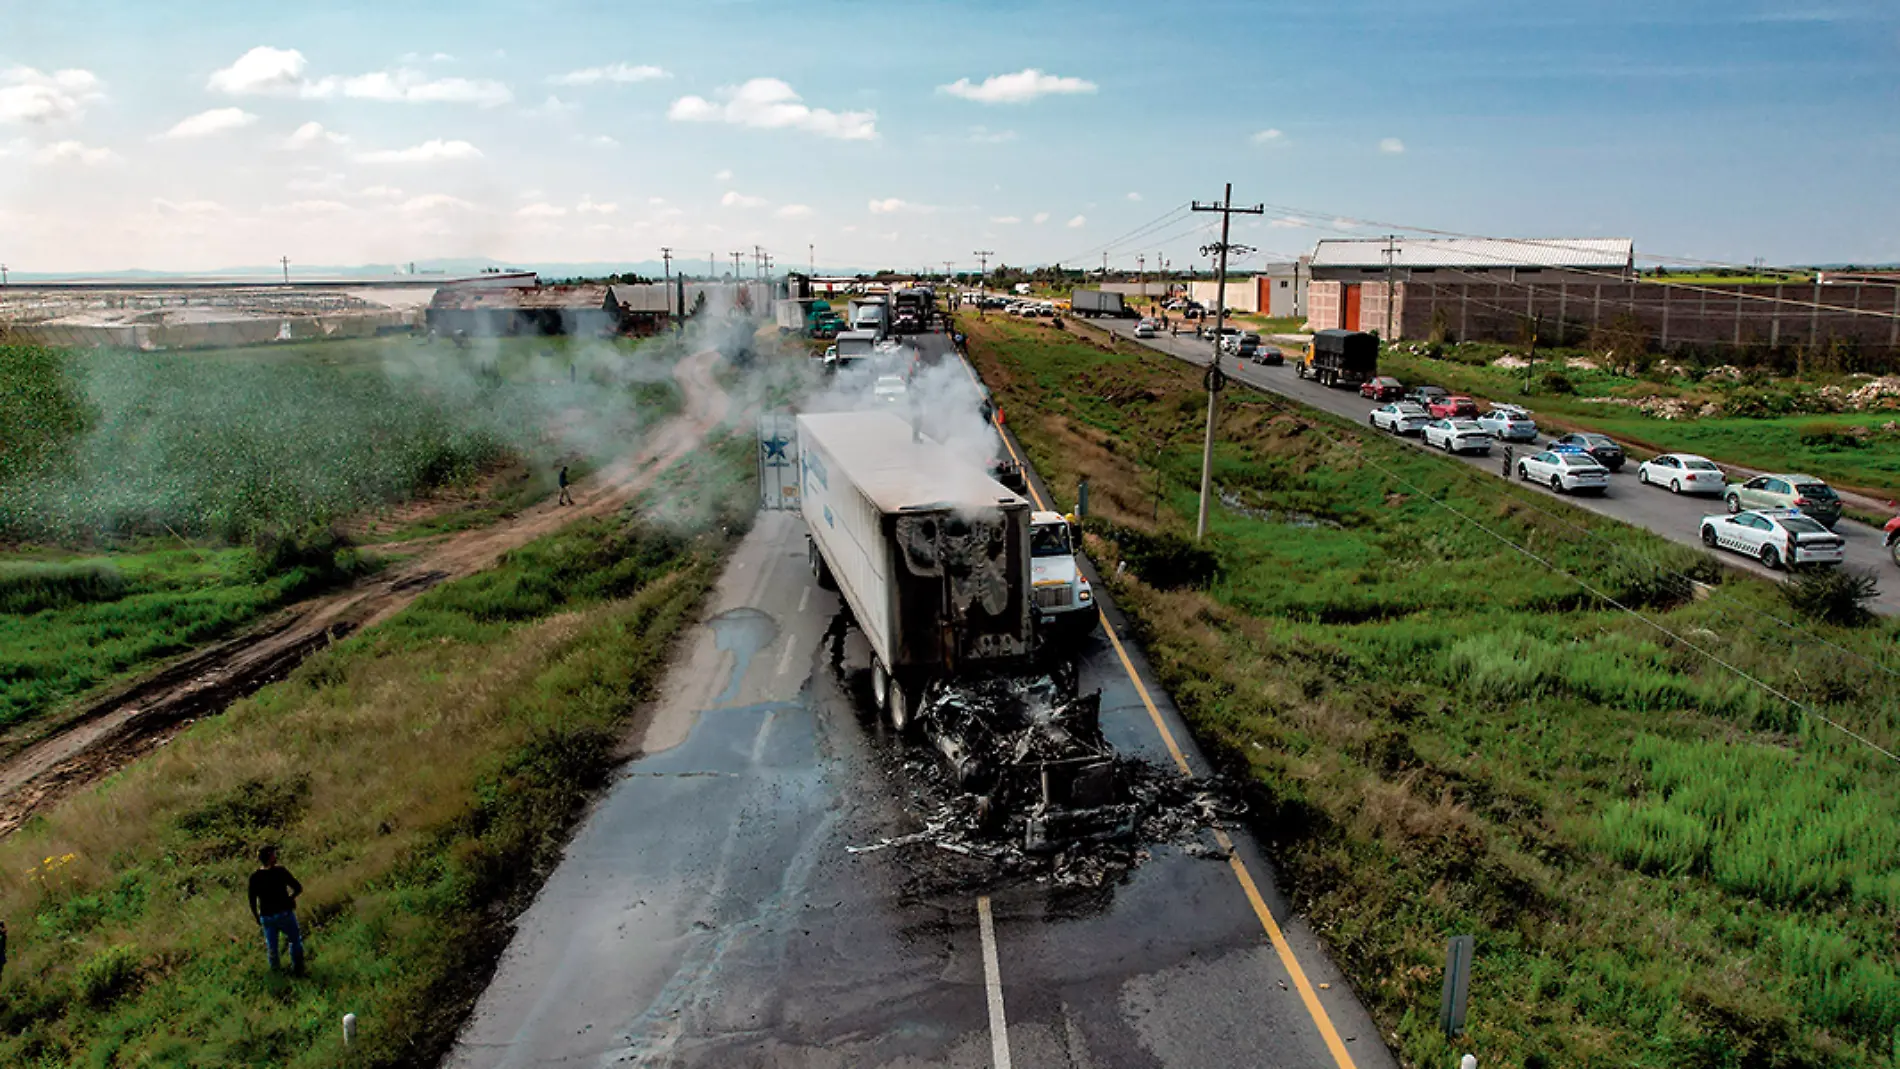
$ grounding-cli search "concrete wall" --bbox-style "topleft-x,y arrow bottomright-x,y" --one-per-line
1305,278 -> 1900,354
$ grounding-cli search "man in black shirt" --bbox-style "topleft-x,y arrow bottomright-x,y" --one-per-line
248,845 -> 305,974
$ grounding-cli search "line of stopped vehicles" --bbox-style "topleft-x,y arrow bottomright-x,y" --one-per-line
1358,379 -> 1857,569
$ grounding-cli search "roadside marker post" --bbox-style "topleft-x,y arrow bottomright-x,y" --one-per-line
1440,934 -> 1475,1037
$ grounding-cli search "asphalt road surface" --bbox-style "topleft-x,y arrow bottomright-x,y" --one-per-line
1084,314 -> 1900,616
447,334 -> 1400,1068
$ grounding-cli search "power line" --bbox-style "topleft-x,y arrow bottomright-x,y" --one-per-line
1190,184 -> 1264,541
1050,202 -> 1193,268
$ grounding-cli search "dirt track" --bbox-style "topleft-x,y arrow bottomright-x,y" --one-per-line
0,350 -> 731,838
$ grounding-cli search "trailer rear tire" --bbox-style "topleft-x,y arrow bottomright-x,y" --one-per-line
888,683 -> 912,735
870,660 -> 891,717
809,540 -> 836,591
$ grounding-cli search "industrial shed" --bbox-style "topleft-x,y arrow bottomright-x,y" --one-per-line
426,284 -> 624,337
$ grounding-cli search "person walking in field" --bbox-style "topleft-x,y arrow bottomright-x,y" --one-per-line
249,846 -> 306,975
558,465 -> 574,506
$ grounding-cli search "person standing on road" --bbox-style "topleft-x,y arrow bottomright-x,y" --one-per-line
249,846 -> 306,975
558,465 -> 574,507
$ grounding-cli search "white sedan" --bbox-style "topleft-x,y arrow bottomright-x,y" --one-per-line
1517,450 -> 1611,494
1699,508 -> 1845,569
1637,453 -> 1726,495
1134,319 -> 1158,338
1423,419 -> 1494,454
1369,402 -> 1430,435
1476,406 -> 1538,442
872,374 -> 909,404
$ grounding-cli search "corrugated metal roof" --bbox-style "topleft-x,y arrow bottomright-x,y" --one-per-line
1310,237 -> 1633,269
797,411 -> 1027,515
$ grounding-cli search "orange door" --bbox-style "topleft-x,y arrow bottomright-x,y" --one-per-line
1344,284 -> 1362,331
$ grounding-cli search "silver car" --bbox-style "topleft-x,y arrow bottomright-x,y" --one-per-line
1476,405 -> 1538,442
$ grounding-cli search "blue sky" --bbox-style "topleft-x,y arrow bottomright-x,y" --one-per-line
2,0 -> 1897,273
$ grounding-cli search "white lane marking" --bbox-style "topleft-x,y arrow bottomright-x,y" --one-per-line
978,895 -> 1012,1069
774,633 -> 799,680
797,586 -> 810,615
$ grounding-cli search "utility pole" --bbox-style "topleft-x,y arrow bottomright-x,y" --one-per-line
942,260 -> 953,282
280,256 -> 291,284
809,243 -> 815,277
730,251 -> 743,278
660,247 -> 673,327
1101,251 -> 1109,278
1137,254 -> 1145,302
1190,183 -> 1263,541
1,264 -> 8,286
1383,234 -> 1397,341
973,250 -> 993,293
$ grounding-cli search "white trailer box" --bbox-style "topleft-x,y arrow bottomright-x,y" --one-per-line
798,411 -> 1033,727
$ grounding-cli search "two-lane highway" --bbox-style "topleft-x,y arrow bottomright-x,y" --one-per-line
447,335 -> 1402,1068
1083,314 -> 1900,615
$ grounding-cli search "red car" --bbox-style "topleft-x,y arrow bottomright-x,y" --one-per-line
1360,376 -> 1405,401
1428,395 -> 1479,419
1884,514 -> 1900,566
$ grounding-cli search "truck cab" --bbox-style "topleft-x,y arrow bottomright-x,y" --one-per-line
1029,511 -> 1099,634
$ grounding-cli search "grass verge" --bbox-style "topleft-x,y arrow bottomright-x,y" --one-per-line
961,311 -> 1900,1069
0,438 -> 752,1066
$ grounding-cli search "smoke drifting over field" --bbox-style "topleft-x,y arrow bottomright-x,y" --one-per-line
0,326 -> 710,543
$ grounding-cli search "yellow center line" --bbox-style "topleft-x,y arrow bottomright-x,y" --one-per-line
976,349 -> 1362,1069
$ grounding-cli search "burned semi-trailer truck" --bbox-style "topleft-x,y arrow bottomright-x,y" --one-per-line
799,410 -> 1035,731
797,410 -> 1119,845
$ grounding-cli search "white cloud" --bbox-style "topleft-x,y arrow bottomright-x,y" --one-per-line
775,203 -> 813,219
1268,215 -> 1305,229
588,134 -> 619,147
968,125 -> 1017,144
208,46 -> 511,106
989,215 -> 1021,225
577,198 -> 618,214
208,46 -> 308,95
399,193 -> 475,213
1379,137 -> 1405,154
356,139 -> 482,163
33,140 -> 117,165
648,196 -> 667,205
525,95 -> 579,117
325,70 -> 511,106
152,198 -> 225,215
400,52 -> 457,64
713,168 -> 733,181
517,202 -> 567,218
283,121 -> 348,149
550,63 -> 668,86
1032,212 -> 1050,224
868,197 -> 935,215
668,78 -> 876,140
283,199 -> 351,214
1066,214 -> 1087,228
358,184 -> 404,199
1251,128 -> 1285,145
721,190 -> 766,208
939,69 -> 1096,104
162,107 -> 257,139
0,67 -> 104,125
1126,192 -> 1142,202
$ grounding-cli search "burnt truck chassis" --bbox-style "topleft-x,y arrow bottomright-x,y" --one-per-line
911,666 -> 1137,854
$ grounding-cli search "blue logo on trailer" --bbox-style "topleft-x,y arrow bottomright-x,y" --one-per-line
803,449 -> 829,493
823,505 -> 835,528
761,434 -> 792,468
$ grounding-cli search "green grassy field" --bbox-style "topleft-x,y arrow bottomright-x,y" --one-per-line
0,337 -> 680,543
1375,346 -> 1900,498
0,430 -> 753,1067
962,312 -> 1900,1069
0,546 -> 367,737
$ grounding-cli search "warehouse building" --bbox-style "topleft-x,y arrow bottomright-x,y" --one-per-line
1306,237 -> 1634,336
426,284 -> 625,337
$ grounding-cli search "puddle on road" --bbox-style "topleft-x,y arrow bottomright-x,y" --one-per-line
706,607 -> 781,708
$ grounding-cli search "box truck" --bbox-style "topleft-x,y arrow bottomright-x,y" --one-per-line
1068,289 -> 1131,318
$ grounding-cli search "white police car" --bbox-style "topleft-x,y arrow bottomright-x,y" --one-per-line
1369,402 -> 1430,435
1699,508 -> 1845,569
1422,419 -> 1493,454
1516,449 -> 1610,494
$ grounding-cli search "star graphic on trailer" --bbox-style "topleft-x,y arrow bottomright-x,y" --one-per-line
762,436 -> 791,462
